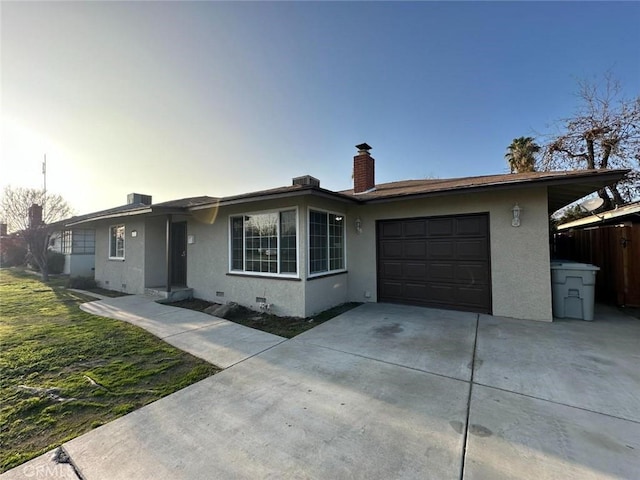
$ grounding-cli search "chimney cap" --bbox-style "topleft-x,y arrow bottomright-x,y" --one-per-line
356,143 -> 372,153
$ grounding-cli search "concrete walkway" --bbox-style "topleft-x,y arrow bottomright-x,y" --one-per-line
79,295 -> 286,368
3,302 -> 639,479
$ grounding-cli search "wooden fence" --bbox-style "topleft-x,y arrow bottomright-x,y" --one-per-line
554,224 -> 640,307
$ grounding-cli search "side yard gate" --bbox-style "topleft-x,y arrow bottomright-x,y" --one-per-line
555,224 -> 640,307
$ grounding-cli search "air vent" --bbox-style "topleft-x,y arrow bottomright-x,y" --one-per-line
292,175 -> 320,188
127,193 -> 152,205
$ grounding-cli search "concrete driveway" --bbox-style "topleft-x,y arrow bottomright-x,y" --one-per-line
3,302 -> 639,479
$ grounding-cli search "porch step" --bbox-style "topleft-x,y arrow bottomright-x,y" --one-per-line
144,287 -> 193,302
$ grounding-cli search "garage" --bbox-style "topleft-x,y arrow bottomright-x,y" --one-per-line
377,213 -> 491,313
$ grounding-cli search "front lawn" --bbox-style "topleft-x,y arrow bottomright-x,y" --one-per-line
0,269 -> 220,473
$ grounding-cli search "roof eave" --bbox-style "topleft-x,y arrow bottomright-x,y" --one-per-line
355,169 -> 629,213
189,187 -> 358,211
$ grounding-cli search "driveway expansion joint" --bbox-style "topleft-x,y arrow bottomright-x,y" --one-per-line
297,339 -> 471,383
459,313 -> 480,480
471,381 -> 640,425
159,319 -> 235,339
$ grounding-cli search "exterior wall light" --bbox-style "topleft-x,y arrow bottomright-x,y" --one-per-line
512,204 -> 521,227
354,217 -> 363,234
131,230 -> 138,237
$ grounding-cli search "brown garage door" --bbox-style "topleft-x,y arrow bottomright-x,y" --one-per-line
377,213 -> 491,313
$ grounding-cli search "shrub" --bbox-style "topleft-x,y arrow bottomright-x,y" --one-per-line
66,276 -> 97,290
46,251 -> 65,274
0,237 -> 28,267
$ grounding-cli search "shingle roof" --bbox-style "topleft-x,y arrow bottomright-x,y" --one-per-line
339,170 -> 620,199
62,168 -> 629,227
338,169 -> 630,212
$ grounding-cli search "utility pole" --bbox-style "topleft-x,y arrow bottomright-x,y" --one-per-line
42,154 -> 47,220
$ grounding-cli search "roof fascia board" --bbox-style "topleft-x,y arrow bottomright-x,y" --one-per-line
189,188 -> 358,211
65,207 -> 154,226
360,170 -> 629,205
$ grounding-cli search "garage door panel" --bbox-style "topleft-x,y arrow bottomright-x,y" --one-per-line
381,262 -> 403,277
425,283 -> 456,303
456,216 -> 487,236
428,262 -> 455,281
381,241 -> 403,258
456,285 -> 490,307
377,214 -> 491,314
379,281 -> 403,298
380,221 -> 403,237
404,220 -> 427,237
405,263 -> 427,278
428,218 -> 455,236
456,263 -> 490,284
404,241 -> 427,258
456,239 -> 489,260
405,283 -> 429,300
428,240 -> 454,259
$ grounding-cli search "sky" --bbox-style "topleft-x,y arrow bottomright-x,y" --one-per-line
1,1 -> 639,216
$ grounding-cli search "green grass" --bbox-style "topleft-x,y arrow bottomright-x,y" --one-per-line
0,269 -> 220,473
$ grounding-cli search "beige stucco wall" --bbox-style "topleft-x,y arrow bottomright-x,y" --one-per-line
345,187 -> 553,321
144,217 -> 167,288
66,254 -> 95,277
93,218 -> 146,294
302,196 -> 351,316
88,185 -> 553,321
186,199 -> 306,317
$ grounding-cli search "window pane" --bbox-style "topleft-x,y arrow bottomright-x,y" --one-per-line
110,225 -> 125,258
231,217 -> 244,270
244,213 -> 278,273
280,210 -> 297,273
230,210 -> 297,276
329,214 -> 344,270
309,210 -> 328,274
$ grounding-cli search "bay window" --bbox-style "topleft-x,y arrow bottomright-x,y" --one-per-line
309,210 -> 345,275
230,209 -> 297,275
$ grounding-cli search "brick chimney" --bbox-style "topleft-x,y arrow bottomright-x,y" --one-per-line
353,143 -> 375,193
28,204 -> 43,228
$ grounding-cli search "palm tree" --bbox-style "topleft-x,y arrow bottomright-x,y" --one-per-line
505,137 -> 540,173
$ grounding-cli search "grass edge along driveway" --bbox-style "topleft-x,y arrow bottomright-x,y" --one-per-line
0,269 -> 220,473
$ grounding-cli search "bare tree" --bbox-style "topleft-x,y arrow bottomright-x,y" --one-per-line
0,186 -> 73,281
540,73 -> 640,208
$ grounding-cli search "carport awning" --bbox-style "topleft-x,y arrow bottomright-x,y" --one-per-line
546,169 -> 630,213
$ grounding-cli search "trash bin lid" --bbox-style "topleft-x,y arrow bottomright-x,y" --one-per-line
550,262 -> 600,271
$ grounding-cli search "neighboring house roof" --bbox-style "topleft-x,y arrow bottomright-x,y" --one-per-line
557,201 -> 640,230
62,168 -> 629,227
64,196 -> 217,227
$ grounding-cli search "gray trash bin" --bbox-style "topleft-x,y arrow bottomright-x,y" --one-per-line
550,262 -> 600,321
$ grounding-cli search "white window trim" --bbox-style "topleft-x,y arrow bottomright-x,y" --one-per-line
108,224 -> 125,260
307,207 -> 347,278
228,206 -> 299,278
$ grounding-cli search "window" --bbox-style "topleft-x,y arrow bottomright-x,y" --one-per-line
61,231 -> 72,254
109,225 -> 125,259
62,229 -> 95,254
230,209 -> 297,276
309,210 -> 345,275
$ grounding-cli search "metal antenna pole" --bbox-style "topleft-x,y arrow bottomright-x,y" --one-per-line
42,154 -> 47,220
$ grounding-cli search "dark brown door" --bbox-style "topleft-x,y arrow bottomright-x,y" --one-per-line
171,222 -> 187,286
377,214 -> 491,313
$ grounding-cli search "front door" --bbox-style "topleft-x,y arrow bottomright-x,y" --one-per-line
170,222 -> 187,286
